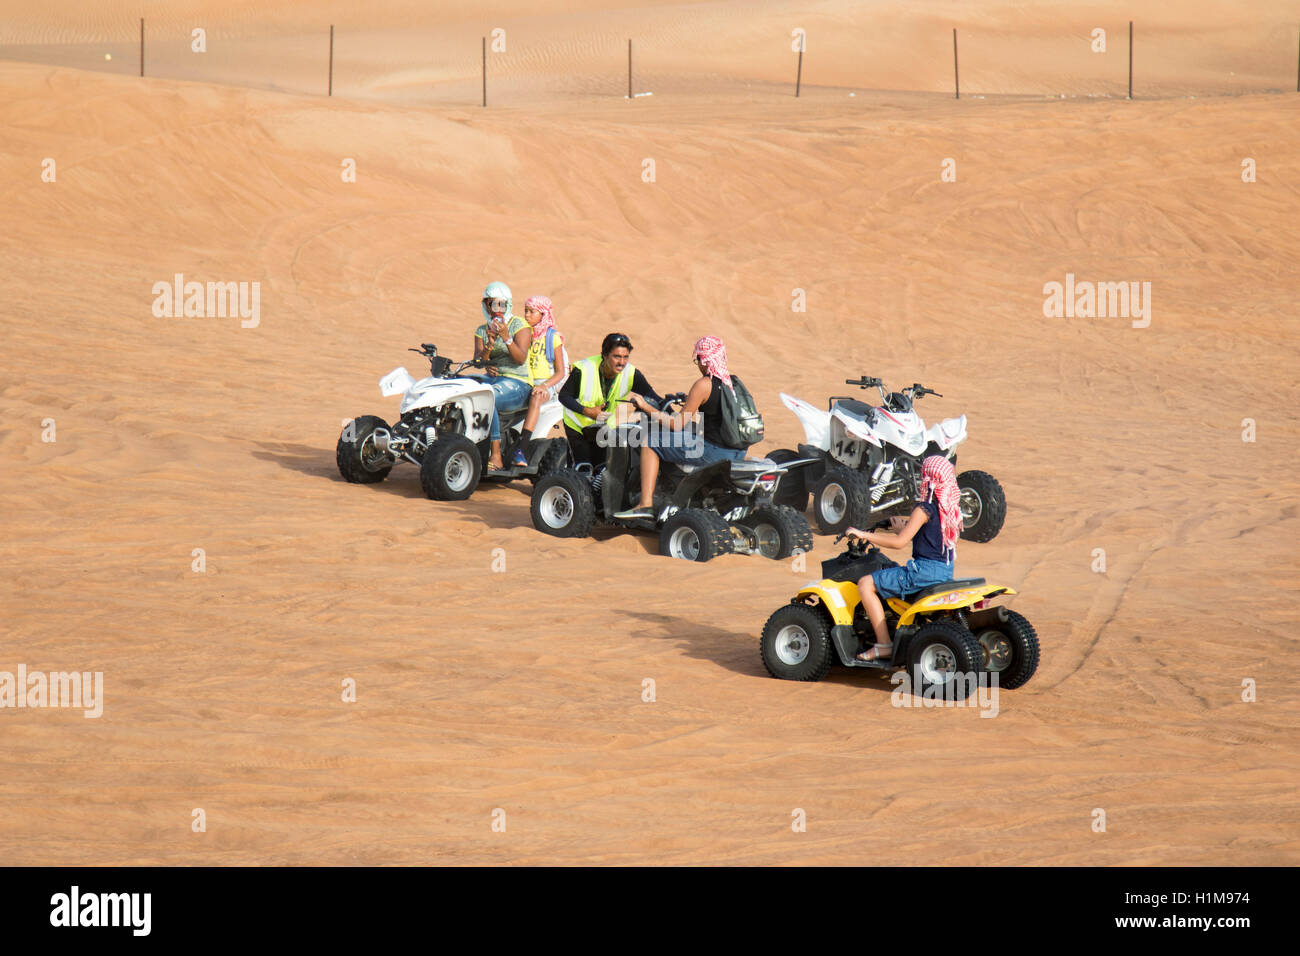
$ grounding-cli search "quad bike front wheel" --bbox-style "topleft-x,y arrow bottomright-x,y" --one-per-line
659,509 -> 733,562
956,469 -> 1006,542
528,438 -> 570,486
336,415 -> 394,484
905,620 -> 984,701
809,467 -> 872,535
975,610 -> 1039,689
736,506 -> 814,560
530,471 -> 596,538
421,434 -> 481,501
760,603 -> 835,681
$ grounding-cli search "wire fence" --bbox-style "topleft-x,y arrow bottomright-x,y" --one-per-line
2,17 -> 1297,106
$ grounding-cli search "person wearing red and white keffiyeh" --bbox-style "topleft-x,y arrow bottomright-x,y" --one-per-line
691,335 -> 734,394
845,456 -> 961,662
613,335 -> 749,520
509,295 -> 571,467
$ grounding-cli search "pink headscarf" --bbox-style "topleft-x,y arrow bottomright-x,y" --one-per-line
524,295 -> 557,337
919,455 -> 961,559
692,335 -> 734,393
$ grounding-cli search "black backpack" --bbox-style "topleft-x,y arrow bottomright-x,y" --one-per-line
715,375 -> 764,449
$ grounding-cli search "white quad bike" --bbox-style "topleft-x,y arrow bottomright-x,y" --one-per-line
771,376 -> 1006,542
336,343 -> 569,500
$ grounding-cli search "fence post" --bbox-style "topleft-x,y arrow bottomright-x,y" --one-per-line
1128,21 -> 1133,99
953,28 -> 959,99
795,43 -> 803,96
328,25 -> 334,96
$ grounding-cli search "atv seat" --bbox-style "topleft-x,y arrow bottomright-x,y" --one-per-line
665,457 -> 773,477
832,398 -> 875,421
901,577 -> 986,603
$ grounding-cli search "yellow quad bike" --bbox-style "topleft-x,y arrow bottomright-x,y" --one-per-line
760,534 -> 1039,698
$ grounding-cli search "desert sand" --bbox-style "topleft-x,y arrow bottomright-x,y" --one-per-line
1,0 -> 1298,865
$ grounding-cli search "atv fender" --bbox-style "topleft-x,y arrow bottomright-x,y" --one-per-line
669,459 -> 731,508
893,585 -> 1016,627
794,580 -> 861,626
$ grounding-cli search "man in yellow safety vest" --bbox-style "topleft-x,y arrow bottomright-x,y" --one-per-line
558,332 -> 664,466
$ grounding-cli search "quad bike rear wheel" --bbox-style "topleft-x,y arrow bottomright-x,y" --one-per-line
905,620 -> 984,701
659,509 -> 733,562
336,415 -> 395,484
810,467 -> 872,535
760,603 -> 835,681
956,469 -> 1006,542
531,471 -> 596,538
736,506 -> 814,560
421,433 -> 481,500
975,609 -> 1039,689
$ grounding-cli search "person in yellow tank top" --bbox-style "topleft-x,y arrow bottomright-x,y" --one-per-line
510,295 -> 571,467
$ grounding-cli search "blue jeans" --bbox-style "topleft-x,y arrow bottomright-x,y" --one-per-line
872,557 -> 954,599
473,375 -> 532,441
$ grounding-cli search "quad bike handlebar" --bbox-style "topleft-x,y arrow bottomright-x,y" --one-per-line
408,344 -> 485,378
840,376 -> 943,409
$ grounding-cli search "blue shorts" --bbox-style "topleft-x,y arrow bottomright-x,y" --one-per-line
649,432 -> 744,467
871,557 -> 954,599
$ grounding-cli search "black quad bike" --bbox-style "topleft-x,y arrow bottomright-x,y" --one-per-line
529,396 -> 815,562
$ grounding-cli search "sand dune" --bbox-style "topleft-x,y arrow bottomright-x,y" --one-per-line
1,0 -> 1299,865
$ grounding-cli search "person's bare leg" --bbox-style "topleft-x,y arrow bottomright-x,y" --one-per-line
489,440 -> 504,470
637,444 -> 659,509
523,390 -> 544,433
855,575 -> 891,659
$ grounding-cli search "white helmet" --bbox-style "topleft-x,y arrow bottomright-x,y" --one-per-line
481,281 -> 512,323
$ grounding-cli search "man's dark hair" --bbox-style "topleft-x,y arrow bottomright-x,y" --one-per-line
601,332 -> 633,357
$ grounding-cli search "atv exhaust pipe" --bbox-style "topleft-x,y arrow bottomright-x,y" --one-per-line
870,495 -> 906,513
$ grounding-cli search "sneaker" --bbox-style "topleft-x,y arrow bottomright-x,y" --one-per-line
511,449 -> 529,468
612,506 -> 654,520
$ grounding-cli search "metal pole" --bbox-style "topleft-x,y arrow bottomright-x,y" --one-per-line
628,39 -> 633,98
953,28 -> 959,99
482,37 -> 487,107
139,18 -> 144,77
1128,21 -> 1133,99
328,25 -> 334,96
795,47 -> 803,97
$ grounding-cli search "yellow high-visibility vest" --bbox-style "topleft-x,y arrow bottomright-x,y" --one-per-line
562,357 -> 637,431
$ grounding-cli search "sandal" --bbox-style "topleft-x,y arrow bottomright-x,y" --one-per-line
855,643 -> 893,662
